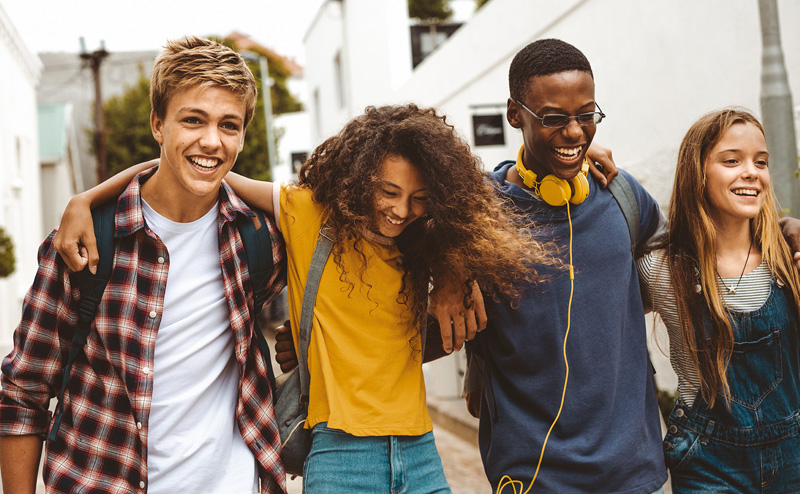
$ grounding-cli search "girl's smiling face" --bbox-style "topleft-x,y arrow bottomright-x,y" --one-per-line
371,154 -> 428,238
704,122 -> 770,229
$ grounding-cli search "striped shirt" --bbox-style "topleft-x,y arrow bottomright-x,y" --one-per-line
637,250 -> 771,406
0,167 -> 287,493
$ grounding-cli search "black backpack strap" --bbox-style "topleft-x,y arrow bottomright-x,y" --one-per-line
607,173 -> 640,255
48,200 -> 117,442
297,224 -> 333,404
237,209 -> 279,390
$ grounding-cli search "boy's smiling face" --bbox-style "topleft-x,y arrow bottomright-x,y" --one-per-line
147,84 -> 247,220
508,70 -> 597,181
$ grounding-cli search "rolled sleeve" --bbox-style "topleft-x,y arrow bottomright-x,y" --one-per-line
0,231 -> 77,437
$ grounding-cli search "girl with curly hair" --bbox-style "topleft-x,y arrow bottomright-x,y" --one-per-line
637,109 -> 800,492
56,103 -> 591,492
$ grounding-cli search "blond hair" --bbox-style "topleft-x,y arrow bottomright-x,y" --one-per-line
668,108 -> 800,407
150,36 -> 257,127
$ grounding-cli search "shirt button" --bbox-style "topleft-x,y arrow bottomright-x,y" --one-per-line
668,425 -> 678,434
158,256 -> 165,264
139,481 -> 145,488
149,310 -> 157,318
675,408 -> 685,418
136,422 -> 142,430
143,367 -> 150,375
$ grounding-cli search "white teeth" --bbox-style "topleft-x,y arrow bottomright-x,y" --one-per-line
189,157 -> 220,170
733,188 -> 758,196
553,146 -> 582,158
386,216 -> 404,225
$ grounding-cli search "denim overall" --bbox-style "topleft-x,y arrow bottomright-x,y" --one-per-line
663,281 -> 800,493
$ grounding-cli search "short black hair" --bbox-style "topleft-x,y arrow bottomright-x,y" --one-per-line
509,38 -> 593,102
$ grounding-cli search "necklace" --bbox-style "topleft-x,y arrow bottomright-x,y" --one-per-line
716,239 -> 753,295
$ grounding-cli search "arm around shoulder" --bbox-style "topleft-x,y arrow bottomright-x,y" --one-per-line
224,172 -> 276,216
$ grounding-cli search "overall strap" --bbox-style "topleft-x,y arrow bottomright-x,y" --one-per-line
607,173 -> 640,255
48,200 -> 117,442
298,224 -> 333,404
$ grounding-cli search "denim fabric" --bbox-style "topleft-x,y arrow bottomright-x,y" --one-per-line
663,283 -> 800,493
303,423 -> 452,494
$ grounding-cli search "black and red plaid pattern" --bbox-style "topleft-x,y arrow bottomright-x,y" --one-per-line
0,167 -> 287,493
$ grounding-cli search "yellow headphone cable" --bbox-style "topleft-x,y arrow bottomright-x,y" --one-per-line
495,201 -> 576,494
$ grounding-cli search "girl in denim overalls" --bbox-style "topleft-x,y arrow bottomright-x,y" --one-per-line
637,108 -> 800,493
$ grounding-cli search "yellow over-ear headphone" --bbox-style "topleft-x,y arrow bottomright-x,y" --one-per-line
515,146 -> 590,206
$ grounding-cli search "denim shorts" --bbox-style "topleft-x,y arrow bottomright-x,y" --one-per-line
302,423 -> 452,494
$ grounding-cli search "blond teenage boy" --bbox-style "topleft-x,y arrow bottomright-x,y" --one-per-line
0,37 -> 287,494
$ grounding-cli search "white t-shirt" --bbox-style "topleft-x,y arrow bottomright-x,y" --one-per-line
142,199 -> 258,494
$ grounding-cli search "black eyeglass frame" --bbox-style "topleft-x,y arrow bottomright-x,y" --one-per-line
515,100 -> 606,128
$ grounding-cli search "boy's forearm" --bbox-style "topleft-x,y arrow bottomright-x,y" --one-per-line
0,434 -> 43,494
81,160 -> 157,208
224,171 -> 275,214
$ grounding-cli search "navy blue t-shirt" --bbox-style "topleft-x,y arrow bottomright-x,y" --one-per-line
475,162 -> 668,493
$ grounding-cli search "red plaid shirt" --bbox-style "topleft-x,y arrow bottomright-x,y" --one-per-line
0,168 -> 287,493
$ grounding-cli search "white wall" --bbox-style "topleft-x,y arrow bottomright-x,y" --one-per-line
304,0 -> 413,144
273,111 -> 311,183
393,0 -> 800,206
0,3 -> 42,342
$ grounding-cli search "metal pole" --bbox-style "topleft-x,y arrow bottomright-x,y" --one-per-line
259,56 -> 276,180
759,0 -> 799,214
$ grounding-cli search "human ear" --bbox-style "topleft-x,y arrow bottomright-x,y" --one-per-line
239,128 -> 247,152
150,110 -> 164,144
507,98 -> 522,129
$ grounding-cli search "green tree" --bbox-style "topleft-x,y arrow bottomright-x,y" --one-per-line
408,0 -> 452,22
101,44 -> 303,182
0,226 -> 15,278
103,67 -> 159,178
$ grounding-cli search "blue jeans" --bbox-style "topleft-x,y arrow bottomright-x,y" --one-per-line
663,283 -> 800,493
303,423 -> 452,494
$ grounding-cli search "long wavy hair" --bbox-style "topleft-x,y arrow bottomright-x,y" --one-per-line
667,108 -> 800,407
297,104 -> 558,332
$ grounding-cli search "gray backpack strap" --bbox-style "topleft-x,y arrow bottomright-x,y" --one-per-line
298,224 -> 333,403
607,173 -> 640,255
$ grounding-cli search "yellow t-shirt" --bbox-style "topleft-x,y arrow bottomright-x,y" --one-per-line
279,185 -> 431,436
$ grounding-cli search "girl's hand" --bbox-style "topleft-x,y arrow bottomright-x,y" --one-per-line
586,141 -> 618,188
53,194 -> 98,274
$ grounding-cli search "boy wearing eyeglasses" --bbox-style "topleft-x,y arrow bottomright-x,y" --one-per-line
470,38 -> 669,493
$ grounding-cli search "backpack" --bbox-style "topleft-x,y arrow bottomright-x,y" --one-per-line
463,173 -> 644,417
47,201 -> 280,441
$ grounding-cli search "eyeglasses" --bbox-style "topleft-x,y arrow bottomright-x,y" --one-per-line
515,100 -> 606,128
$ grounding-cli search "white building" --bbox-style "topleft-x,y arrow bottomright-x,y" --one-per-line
0,2 -> 42,342
303,0 -> 800,396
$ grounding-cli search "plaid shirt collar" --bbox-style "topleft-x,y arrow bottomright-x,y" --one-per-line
114,165 -> 256,238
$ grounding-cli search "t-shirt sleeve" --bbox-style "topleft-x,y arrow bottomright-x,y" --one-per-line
620,169 -> 664,254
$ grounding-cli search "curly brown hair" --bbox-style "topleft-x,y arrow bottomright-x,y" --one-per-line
297,104 -> 559,329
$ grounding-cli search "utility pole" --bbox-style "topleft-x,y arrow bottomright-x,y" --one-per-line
80,38 -> 110,184
758,0 -> 798,214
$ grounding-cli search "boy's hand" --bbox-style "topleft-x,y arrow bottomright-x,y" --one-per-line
53,194 -> 99,274
779,217 -> 800,269
586,141 -> 618,188
274,320 -> 298,373
430,280 -> 487,353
